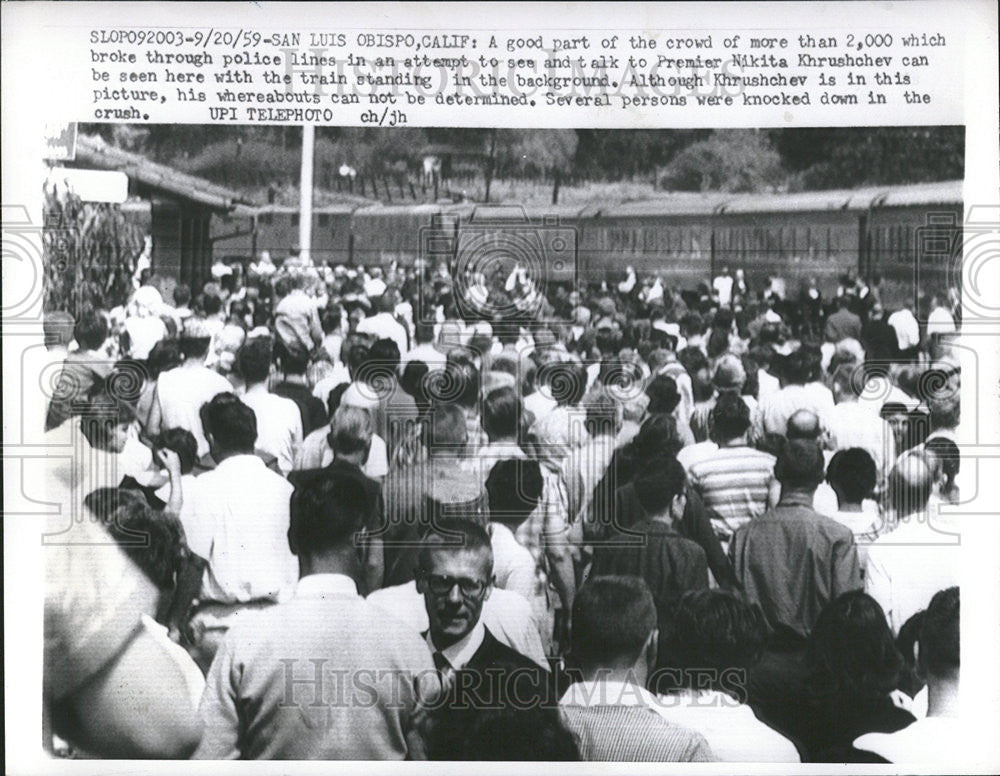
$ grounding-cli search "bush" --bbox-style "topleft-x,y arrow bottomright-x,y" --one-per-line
43,187 -> 143,314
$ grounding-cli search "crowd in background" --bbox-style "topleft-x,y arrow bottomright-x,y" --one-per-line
41,247 -> 965,763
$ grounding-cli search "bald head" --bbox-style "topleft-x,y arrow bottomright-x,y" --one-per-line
888,451 -> 934,517
787,409 -> 821,441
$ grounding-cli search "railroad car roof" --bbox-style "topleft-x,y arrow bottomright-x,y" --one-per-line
352,203 -> 443,217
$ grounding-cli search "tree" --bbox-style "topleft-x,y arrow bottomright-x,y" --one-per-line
483,129 -> 579,202
43,188 -> 143,313
658,129 -> 784,192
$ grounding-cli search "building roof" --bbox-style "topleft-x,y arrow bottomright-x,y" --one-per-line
74,134 -> 255,211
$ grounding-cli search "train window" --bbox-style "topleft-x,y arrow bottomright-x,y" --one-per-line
259,213 -> 272,225
318,213 -> 329,227
291,213 -> 299,227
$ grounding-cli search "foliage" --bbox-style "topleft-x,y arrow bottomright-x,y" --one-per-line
657,130 -> 785,192
769,127 -> 965,190
43,187 -> 143,314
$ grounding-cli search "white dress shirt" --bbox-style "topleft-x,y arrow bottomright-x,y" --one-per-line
864,512 -> 960,633
240,386 -> 303,475
180,454 -> 297,604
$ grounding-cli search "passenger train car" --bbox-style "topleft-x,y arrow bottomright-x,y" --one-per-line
206,180 -> 962,302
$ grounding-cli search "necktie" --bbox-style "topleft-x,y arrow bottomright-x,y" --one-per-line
432,651 -> 454,691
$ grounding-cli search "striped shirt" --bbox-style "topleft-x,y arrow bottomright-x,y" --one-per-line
560,681 -> 715,762
688,446 -> 776,542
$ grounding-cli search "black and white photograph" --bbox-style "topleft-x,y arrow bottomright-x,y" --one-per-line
32,122 -> 970,762
3,2 -> 999,773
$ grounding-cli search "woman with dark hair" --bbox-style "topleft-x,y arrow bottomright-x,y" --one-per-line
791,590 -> 916,761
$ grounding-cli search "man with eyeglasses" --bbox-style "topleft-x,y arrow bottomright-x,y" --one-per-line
415,519 -> 549,703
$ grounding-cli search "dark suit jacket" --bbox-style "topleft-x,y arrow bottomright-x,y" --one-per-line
441,627 -> 552,708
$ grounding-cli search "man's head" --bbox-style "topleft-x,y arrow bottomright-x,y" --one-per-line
427,403 -> 468,456
709,392 -> 752,444
288,472 -> 369,560
632,457 -> 687,523
328,405 -> 373,463
775,439 -> 826,493
481,386 -> 521,442
780,348 -> 812,386
74,307 -> 109,352
180,317 -> 213,360
657,589 -> 766,695
645,374 -> 680,415
786,409 -> 822,441
712,353 -> 746,393
887,451 -> 934,518
571,576 -> 658,676
917,586 -> 959,683
275,339 -> 309,376
155,427 -> 198,475
200,392 -> 257,458
236,336 -> 273,386
826,448 -> 877,507
80,382 -> 135,453
485,458 -> 543,529
417,519 -> 494,648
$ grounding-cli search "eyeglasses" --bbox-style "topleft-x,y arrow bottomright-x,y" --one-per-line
424,574 -> 489,598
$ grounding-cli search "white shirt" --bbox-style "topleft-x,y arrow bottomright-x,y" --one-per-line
865,512 -> 961,633
155,365 -> 233,458
854,716 -> 969,765
366,580 -> 548,668
713,275 -> 734,307
926,306 -> 956,337
561,678 -> 662,710
825,401 -> 896,475
180,455 -> 297,604
490,522 -> 542,607
759,383 -> 835,435
402,342 -> 449,372
125,315 -> 167,360
524,389 -> 557,424
677,440 -> 719,473
293,426 -> 388,479
356,312 -> 408,356
425,619 -> 485,671
888,308 -> 920,350
240,386 -> 303,475
654,689 -> 800,762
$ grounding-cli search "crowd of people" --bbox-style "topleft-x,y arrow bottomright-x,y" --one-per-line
41,250 -> 965,762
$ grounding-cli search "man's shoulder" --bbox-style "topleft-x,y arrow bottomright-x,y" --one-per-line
473,628 -> 539,672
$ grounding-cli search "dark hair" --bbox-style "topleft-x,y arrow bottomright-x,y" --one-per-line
781,348 -> 812,385
79,382 -> 136,450
84,488 -> 182,591
538,358 -> 588,407
710,392 -> 751,441
236,336 -> 273,384
657,589 -> 766,693
645,374 -> 680,415
482,386 -> 521,441
427,402 -> 467,453
445,351 -> 480,410
416,518 -> 493,577
826,448 -> 877,504
775,439 -> 825,490
633,413 -> 683,464
321,306 -> 341,335
200,392 -> 257,453
486,458 -> 543,528
571,575 -> 657,670
680,312 -> 704,338
400,360 -> 429,406
370,337 -> 401,372
706,328 -> 730,360
808,591 -> 903,703
427,702 -> 579,761
156,427 -> 198,474
918,586 -> 959,680
346,339 -> 373,377
414,318 -> 435,344
74,307 -> 109,351
146,338 -> 182,379
289,473 -> 369,554
326,381 -> 350,417
173,283 -> 191,307
678,346 -> 709,378
924,437 -> 960,490
179,333 -> 212,361
632,457 -> 686,516
202,293 -> 222,316
275,339 -> 309,375
756,431 -> 787,459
